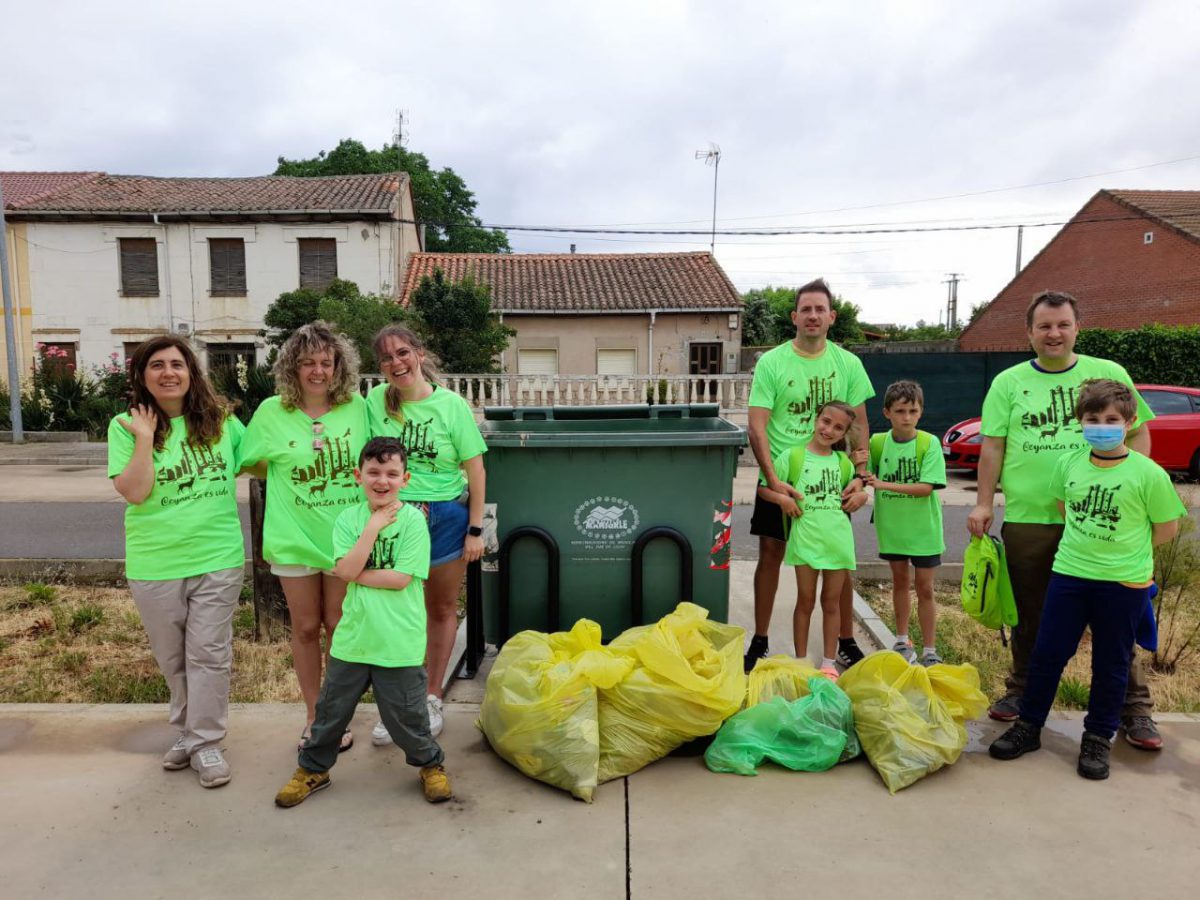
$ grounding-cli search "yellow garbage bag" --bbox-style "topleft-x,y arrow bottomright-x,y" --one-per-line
926,662 -> 989,723
746,655 -> 823,707
838,651 -> 966,793
478,619 -> 633,802
597,602 -> 745,783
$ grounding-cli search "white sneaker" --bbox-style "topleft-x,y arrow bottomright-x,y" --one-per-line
190,746 -> 231,788
371,720 -> 392,747
427,694 -> 444,738
162,736 -> 189,770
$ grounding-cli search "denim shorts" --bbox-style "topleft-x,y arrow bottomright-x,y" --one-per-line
420,495 -> 470,568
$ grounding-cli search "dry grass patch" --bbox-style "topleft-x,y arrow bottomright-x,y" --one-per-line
0,583 -> 301,703
857,580 -> 1200,714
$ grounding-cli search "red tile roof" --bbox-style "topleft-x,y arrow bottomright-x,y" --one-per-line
401,251 -> 743,312
0,171 -> 102,208
1104,189 -> 1200,244
3,172 -> 405,217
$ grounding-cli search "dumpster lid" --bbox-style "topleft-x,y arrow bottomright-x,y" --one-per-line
480,404 -> 746,447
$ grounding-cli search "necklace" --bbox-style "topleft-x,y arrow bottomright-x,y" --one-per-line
1090,450 -> 1129,461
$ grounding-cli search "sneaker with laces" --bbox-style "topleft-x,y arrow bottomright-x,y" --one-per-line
988,719 -> 1042,760
1120,715 -> 1163,751
162,737 -> 189,770
818,665 -> 840,682
1077,732 -> 1111,780
891,638 -> 917,663
275,766 -> 331,808
835,639 -> 865,669
190,746 -> 231,788
743,635 -> 769,673
371,720 -> 392,747
420,764 -> 453,802
920,650 -> 943,667
988,692 -> 1022,722
427,694 -> 444,738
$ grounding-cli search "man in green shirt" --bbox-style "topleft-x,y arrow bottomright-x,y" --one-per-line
745,279 -> 874,672
967,290 -> 1162,749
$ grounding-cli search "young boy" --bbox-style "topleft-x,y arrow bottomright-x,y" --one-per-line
275,437 -> 452,807
989,379 -> 1185,780
863,380 -> 947,666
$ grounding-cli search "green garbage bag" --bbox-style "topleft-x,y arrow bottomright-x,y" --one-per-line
704,677 -> 856,776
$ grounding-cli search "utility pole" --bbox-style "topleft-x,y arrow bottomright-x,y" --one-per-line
1015,224 -> 1024,276
942,272 -> 963,330
694,144 -> 721,255
0,178 -> 24,442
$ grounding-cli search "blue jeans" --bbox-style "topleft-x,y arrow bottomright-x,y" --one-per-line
420,495 -> 469,568
1018,573 -> 1148,739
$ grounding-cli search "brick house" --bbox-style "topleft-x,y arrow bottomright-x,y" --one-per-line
400,251 -> 744,376
960,189 -> 1200,350
1,171 -> 419,374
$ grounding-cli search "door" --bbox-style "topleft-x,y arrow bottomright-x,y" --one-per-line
689,342 -> 722,401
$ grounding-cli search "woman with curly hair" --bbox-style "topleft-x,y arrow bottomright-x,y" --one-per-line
109,336 -> 245,789
242,321 -> 368,750
365,325 -> 487,743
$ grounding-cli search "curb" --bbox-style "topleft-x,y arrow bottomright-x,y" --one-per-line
855,562 -> 964,586
851,590 -> 896,651
0,559 -> 254,582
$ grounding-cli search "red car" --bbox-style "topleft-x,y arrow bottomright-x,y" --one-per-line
942,384 -> 1200,478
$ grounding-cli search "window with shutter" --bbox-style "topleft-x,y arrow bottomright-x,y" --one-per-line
517,349 -> 559,375
209,238 -> 247,295
119,238 -> 159,296
298,238 -> 338,290
597,349 -> 637,375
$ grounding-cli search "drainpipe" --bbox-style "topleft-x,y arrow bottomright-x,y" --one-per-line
152,214 -> 174,333
647,310 -> 657,374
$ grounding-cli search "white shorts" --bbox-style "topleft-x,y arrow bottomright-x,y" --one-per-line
269,563 -> 326,578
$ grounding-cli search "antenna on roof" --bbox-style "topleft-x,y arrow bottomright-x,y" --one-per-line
393,109 -> 409,149
694,143 -> 721,256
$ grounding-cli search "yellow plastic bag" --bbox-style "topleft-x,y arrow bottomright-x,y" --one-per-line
926,662 -> 989,723
746,655 -> 823,707
478,619 -> 633,802
838,651 -> 966,793
597,602 -> 746,783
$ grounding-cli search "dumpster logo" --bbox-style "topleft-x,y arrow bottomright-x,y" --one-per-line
574,496 -> 640,539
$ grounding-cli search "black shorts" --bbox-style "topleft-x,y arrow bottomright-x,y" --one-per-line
749,492 -> 786,542
879,552 -> 942,569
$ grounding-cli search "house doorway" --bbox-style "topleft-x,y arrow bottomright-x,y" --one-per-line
689,342 -> 721,402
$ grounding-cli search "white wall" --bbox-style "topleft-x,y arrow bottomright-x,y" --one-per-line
24,217 -> 410,368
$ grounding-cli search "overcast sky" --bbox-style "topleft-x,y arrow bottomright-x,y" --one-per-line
4,0 -> 1199,325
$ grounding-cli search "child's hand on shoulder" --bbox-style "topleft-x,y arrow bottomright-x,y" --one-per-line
368,501 -> 400,532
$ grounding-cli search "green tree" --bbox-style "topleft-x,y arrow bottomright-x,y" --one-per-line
408,269 -> 515,373
261,279 -> 407,372
274,138 -> 510,253
741,286 -> 865,345
868,320 -> 962,342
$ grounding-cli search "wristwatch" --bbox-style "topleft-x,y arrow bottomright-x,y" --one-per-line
467,525 -> 483,537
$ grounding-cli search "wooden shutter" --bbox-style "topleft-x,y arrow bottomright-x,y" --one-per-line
119,238 -> 159,296
209,238 -> 247,295
298,238 -> 338,290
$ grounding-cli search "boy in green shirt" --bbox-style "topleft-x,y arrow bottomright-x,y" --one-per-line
990,380 -> 1185,780
275,437 -> 452,807
863,381 -> 946,666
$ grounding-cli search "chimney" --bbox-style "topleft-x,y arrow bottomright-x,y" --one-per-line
570,244 -> 576,254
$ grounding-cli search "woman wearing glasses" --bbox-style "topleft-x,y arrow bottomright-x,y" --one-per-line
242,321 -> 368,750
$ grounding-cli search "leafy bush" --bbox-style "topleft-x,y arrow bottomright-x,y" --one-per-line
212,360 -> 277,424
1152,517 -> 1200,674
1076,324 -> 1200,387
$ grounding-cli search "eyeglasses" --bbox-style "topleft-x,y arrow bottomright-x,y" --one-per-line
312,421 -> 325,452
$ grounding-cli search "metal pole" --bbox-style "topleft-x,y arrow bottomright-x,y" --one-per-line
0,179 -> 25,442
710,153 -> 720,255
1015,225 -> 1024,276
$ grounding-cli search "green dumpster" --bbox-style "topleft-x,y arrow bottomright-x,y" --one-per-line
478,404 -> 747,642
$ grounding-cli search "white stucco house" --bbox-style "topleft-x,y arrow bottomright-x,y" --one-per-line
1,171 -> 419,374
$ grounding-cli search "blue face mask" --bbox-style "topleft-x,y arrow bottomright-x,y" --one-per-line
1082,424 -> 1126,452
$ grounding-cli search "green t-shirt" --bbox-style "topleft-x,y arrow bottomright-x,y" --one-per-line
749,341 -> 875,459
107,414 -> 245,581
366,383 -> 488,501
773,447 -> 856,570
980,356 -> 1154,524
1051,449 -> 1186,584
330,501 -> 431,667
869,431 -> 946,556
241,394 -> 369,569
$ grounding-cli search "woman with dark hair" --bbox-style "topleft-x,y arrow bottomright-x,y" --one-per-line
241,321 -> 368,750
365,325 -> 486,744
109,336 -> 245,789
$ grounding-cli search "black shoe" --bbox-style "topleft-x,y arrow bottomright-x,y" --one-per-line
1120,715 -> 1164,751
835,638 -> 865,668
1078,732 -> 1111,780
988,693 -> 1022,722
989,719 -> 1042,760
744,634 -> 769,673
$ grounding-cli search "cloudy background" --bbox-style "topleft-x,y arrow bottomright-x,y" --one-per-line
3,0 -> 1199,325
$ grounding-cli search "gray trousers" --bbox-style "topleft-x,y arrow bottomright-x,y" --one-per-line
1001,522 -> 1153,717
128,566 -> 243,754
299,658 -> 444,774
